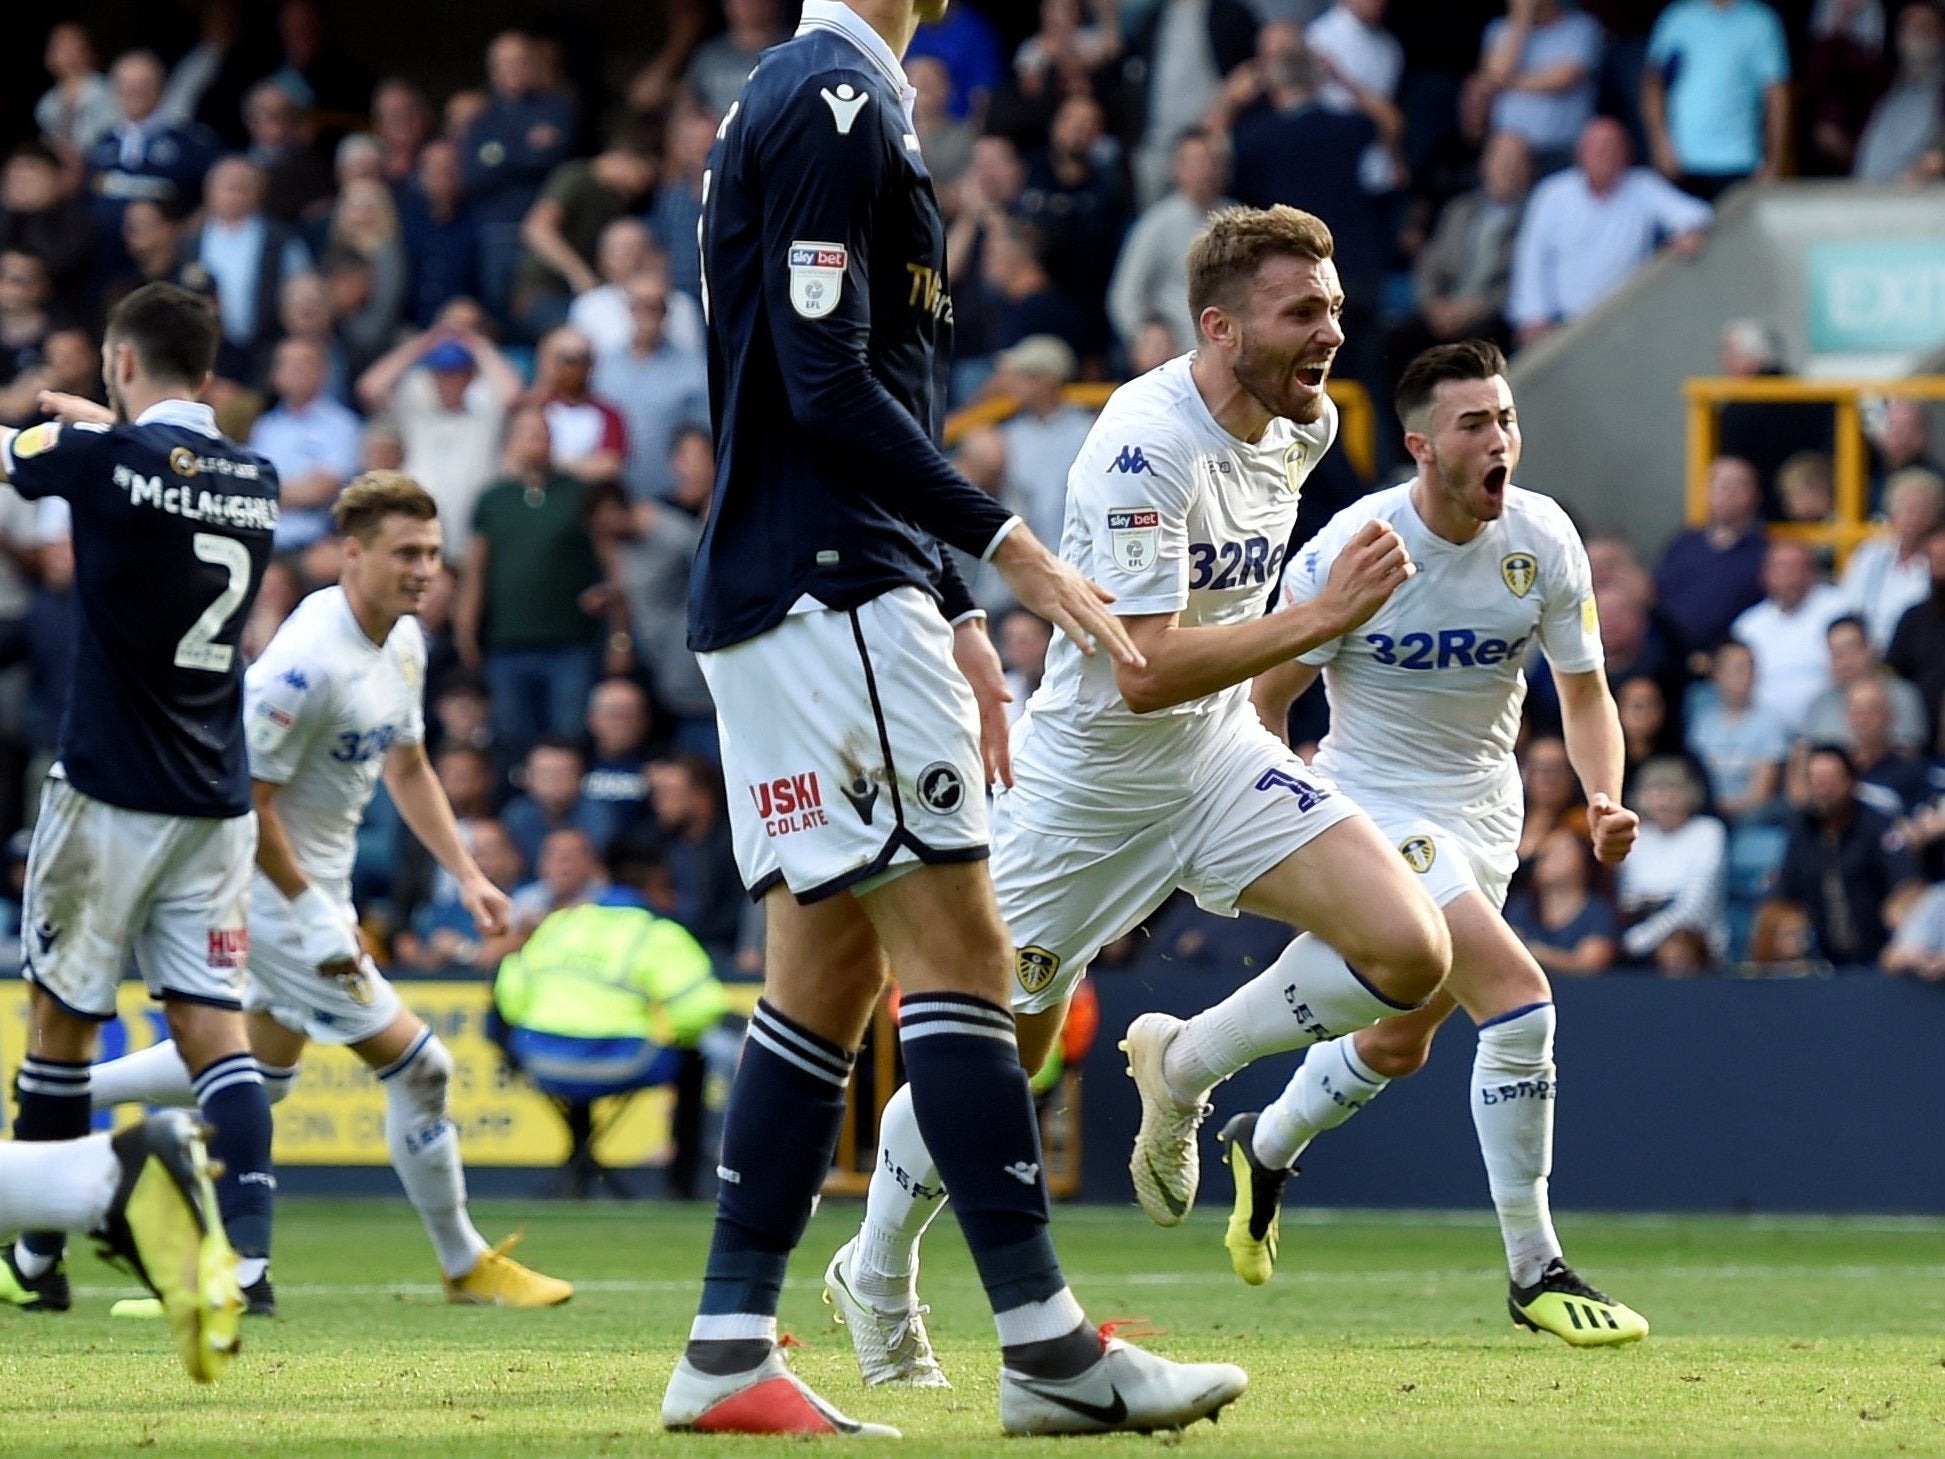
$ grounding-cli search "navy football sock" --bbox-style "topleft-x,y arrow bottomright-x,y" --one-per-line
685,999 -> 853,1368
14,1055 -> 93,1263
193,1053 -> 276,1261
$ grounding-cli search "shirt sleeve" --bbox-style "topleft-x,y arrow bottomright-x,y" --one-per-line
1063,423 -> 1197,617
1536,510 -> 1603,674
3,421 -> 108,501
1753,10 -> 1790,84
244,646 -> 331,786
749,69 -> 1014,561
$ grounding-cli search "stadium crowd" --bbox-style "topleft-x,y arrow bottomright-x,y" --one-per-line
0,0 -> 1939,985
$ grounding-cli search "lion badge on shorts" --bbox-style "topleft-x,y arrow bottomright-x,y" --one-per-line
917,761 -> 965,813
1016,945 -> 1061,995
1500,552 -> 1537,598
1399,835 -> 1437,874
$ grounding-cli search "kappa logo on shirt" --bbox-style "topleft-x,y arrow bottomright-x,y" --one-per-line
1107,445 -> 1153,475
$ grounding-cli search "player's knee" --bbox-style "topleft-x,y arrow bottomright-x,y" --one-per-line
394,1033 -> 455,1112
1356,1025 -> 1433,1080
258,1063 -> 299,1105
1360,910 -> 1450,1008
1475,1002 -> 1555,1076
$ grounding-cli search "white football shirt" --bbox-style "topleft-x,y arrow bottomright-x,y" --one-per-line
1284,481 -> 1601,817
1008,354 -> 1338,831
244,586 -> 427,899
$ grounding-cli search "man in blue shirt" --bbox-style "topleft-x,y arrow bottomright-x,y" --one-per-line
0,283 -> 272,1332
663,0 -> 1242,1440
460,30 -> 576,322
1643,0 -> 1791,200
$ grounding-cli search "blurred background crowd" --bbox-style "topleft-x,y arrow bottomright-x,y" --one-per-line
0,0 -> 1939,988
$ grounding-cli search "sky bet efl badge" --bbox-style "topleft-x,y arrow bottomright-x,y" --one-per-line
1108,508 -> 1159,571
788,240 -> 847,319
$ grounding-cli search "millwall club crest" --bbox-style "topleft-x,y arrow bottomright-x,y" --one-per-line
1016,945 -> 1061,995
1500,552 -> 1538,598
1399,835 -> 1437,874
1281,441 -> 1307,496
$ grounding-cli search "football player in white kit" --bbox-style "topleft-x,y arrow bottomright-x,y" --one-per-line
822,206 -> 1453,1388
1230,340 -> 1649,1345
90,473 -> 572,1312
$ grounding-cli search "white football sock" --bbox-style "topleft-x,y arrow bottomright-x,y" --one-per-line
0,1134 -> 118,1233
1163,932 -> 1415,1102
1472,1003 -> 1563,1288
89,1042 -> 198,1111
379,1032 -> 489,1278
1253,1036 -> 1391,1170
850,1082 -> 949,1307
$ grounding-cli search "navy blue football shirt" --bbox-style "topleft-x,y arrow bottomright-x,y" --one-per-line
3,401 -> 278,818
688,0 -> 1017,653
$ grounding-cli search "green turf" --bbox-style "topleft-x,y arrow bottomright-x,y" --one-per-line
3,1200 -> 1943,1457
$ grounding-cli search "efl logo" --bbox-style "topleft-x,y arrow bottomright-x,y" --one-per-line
788,245 -> 847,270
206,927 -> 250,969
751,772 -> 829,837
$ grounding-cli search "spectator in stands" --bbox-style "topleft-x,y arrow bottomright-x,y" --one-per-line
1465,0 -> 1606,175
97,199 -> 181,330
371,78 -> 433,186
187,156 -> 311,385
904,0 -> 1008,125
2,143 -> 94,318
1867,398 -> 1945,512
398,817 -> 524,971
358,310 -> 523,558
944,135 -> 1030,393
510,825 -> 610,935
1854,0 -> 1945,181
275,269 -> 354,407
1106,131 -> 1233,362
0,324 -> 96,428
1770,743 -> 1925,965
979,217 -> 1089,360
462,29 -> 577,320
502,738 -> 603,871
1305,0 -> 1407,194
1015,94 -> 1126,360
1843,467 -> 1945,649
265,0 -> 371,119
514,132 -> 658,339
1776,450 -> 1837,531
1882,879 -> 1945,978
249,336 -> 360,552
0,253 -> 55,409
1509,115 -> 1712,347
997,608 -> 1053,726
1801,0 -> 1894,176
1643,0 -> 1791,200
1799,612 -> 1931,750
531,326 -> 627,486
1516,734 -> 1588,864
1713,319 -> 1836,514
593,273 -> 708,505
911,56 -> 977,200
242,81 -> 333,224
1618,673 -> 1705,804
645,104 -> 714,304
1846,676 -> 1944,815
1744,897 -> 1827,972
1129,317 -> 1184,375
1653,454 -> 1768,659
685,0 -> 790,113
322,177 -> 407,368
398,138 -> 478,330
458,406 -> 606,755
1122,0 -> 1258,205
85,50 -> 220,278
1885,524 -> 1945,748
570,224 -> 703,359
1394,130 -> 1532,370
1732,538 -> 1853,733
37,23 -> 118,165
609,428 -> 716,754
580,678 -> 654,855
1505,825 -> 1621,975
645,754 -> 743,966
948,425 -> 1014,614
1688,639 -> 1788,822
386,739 -> 501,946
996,335 -> 1093,551
1618,756 -> 1728,968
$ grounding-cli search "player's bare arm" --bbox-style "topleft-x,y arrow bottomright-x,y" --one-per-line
383,741 -> 510,937
990,524 -> 1144,669
251,779 -> 361,978
1115,519 -> 1412,714
1250,658 -> 1321,741
950,618 -> 1016,790
1555,667 -> 1637,864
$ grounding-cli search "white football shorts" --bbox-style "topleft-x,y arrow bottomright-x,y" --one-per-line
1338,784 -> 1521,913
701,586 -> 989,903
21,774 -> 256,1019
243,878 -> 402,1045
994,718 -> 1360,1015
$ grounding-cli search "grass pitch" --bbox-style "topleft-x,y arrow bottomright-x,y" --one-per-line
1,1199 -> 1941,1457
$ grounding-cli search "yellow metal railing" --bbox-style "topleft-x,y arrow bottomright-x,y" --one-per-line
1683,375 -> 1945,567
945,378 -> 1378,483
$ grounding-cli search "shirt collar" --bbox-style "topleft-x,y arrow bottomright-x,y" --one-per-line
797,1 -> 910,96
135,399 -> 222,438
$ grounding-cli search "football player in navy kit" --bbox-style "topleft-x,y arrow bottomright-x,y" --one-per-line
0,282 -> 269,1344
662,0 -> 1248,1439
